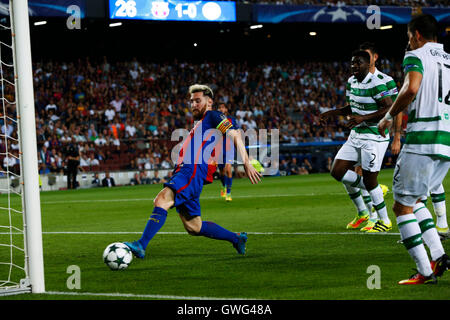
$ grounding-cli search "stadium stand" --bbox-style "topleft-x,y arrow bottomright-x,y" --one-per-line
3,57 -> 401,177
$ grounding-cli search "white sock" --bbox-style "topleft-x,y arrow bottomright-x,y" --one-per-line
344,184 -> 367,214
414,202 -> 445,261
361,189 -> 376,219
369,185 -> 390,225
397,214 -> 433,277
341,170 -> 365,189
432,200 -> 448,229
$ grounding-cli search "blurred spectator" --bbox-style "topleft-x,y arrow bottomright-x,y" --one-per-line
300,158 -> 312,175
102,171 -> 116,187
288,157 -> 300,175
130,171 -> 150,185
92,173 -> 101,187
3,154 -> 17,171
126,158 -> 139,170
88,154 -> 100,167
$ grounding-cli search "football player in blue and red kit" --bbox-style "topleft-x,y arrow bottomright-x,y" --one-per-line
125,84 -> 261,258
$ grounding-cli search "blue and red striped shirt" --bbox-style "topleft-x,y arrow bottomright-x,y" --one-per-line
175,110 -> 234,184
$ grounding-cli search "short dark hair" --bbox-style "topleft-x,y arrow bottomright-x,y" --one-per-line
408,14 -> 439,41
359,42 -> 378,55
351,50 -> 371,63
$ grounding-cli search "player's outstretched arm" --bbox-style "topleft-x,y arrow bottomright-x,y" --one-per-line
319,105 -> 352,125
227,129 -> 261,185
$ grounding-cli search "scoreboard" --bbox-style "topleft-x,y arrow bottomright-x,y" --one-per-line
109,0 -> 237,22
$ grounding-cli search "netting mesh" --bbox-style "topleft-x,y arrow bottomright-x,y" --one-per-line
0,11 -> 27,292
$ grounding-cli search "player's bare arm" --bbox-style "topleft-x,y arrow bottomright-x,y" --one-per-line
391,113 -> 403,155
378,71 -> 423,137
319,105 -> 352,124
227,129 -> 261,185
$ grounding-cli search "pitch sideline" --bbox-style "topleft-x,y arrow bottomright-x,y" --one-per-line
45,290 -> 254,300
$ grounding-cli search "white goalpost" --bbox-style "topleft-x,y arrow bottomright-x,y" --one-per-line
0,0 -> 44,295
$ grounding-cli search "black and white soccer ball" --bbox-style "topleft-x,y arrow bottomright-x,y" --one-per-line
103,242 -> 133,270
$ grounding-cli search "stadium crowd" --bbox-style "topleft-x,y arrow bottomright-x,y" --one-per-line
0,56 -> 404,180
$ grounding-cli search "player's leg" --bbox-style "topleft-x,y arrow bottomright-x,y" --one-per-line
413,200 -> 449,276
360,141 -> 391,232
357,166 -> 390,230
331,146 -> 369,228
178,200 -> 247,255
219,165 -> 226,198
426,169 -> 450,274
362,170 -> 392,232
356,165 -> 382,228
124,187 -> 173,258
224,163 -> 233,202
430,184 -> 449,238
360,187 -> 378,231
394,201 -> 437,284
394,152 -> 449,284
343,174 -> 370,229
354,166 -> 378,231
331,141 -> 364,187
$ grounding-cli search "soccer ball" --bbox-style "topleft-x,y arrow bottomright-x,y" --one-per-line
103,242 -> 133,270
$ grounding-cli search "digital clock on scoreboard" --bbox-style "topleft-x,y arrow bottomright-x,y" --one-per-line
109,0 -> 237,22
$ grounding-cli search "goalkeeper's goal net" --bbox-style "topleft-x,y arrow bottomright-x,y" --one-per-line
0,0 -> 44,296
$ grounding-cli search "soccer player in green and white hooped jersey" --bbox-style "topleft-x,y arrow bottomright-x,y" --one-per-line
344,42 -> 402,232
320,50 -> 393,233
378,14 -> 450,285
362,42 -> 450,239
360,44 -> 450,240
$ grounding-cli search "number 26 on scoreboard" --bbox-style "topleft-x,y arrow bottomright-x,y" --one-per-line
114,0 -> 137,18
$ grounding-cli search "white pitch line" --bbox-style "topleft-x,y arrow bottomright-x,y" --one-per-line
35,231 -> 400,236
40,192 -> 347,205
45,290 -> 253,300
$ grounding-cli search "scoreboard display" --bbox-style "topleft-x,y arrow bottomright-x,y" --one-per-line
109,0 -> 237,22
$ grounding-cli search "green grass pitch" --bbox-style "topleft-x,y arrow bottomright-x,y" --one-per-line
1,169 -> 450,300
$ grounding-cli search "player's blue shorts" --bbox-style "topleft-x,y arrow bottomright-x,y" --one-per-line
163,165 -> 205,217
218,157 -> 233,170
218,146 -> 234,170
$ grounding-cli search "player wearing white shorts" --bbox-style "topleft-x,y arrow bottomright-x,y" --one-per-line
378,14 -> 450,285
320,50 -> 393,232
348,42 -> 402,232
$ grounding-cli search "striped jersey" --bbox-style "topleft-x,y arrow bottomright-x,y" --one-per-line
175,110 -> 234,184
402,42 -> 450,160
373,68 -> 398,101
346,72 -> 391,142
